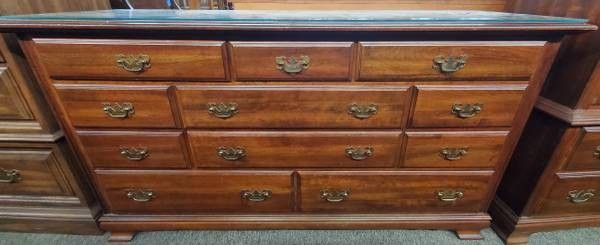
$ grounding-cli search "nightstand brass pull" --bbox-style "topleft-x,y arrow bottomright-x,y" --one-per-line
345,146 -> 374,161
217,146 -> 246,161
320,189 -> 350,202
593,146 -> 600,159
116,54 -> 151,72
0,168 -> 21,183
348,103 -> 378,119
451,103 -> 482,119
103,102 -> 134,118
241,190 -> 271,202
433,55 -> 467,73
120,147 -> 150,161
439,147 -> 468,161
275,55 -> 310,74
127,189 -> 154,202
208,103 -> 238,119
436,190 -> 464,202
567,189 -> 596,204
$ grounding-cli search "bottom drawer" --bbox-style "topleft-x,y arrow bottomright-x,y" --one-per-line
299,171 -> 493,213
537,172 -> 600,216
96,170 -> 293,214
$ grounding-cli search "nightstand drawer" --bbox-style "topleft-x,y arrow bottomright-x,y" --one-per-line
565,128 -> 600,171
537,172 -> 600,216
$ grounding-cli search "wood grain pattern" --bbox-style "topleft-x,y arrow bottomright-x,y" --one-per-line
536,172 -> 600,216
563,127 -> 600,171
0,66 -> 31,119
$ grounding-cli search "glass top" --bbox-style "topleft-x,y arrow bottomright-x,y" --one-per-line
0,10 -> 587,24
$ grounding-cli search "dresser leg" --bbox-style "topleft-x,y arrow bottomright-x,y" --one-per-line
505,232 -> 530,245
109,231 -> 137,243
455,229 -> 484,240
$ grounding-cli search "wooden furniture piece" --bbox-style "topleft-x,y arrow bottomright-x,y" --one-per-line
0,10 -> 592,242
491,1 -> 600,244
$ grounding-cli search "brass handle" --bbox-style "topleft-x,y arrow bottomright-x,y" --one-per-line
217,146 -> 246,161
126,189 -> 155,202
275,55 -> 310,74
451,103 -> 482,119
241,190 -> 272,202
320,189 -> 350,202
567,189 -> 596,204
436,190 -> 464,202
120,147 -> 149,161
345,146 -> 374,161
433,55 -> 468,73
593,146 -> 600,159
103,102 -> 134,118
116,54 -> 151,72
0,168 -> 21,183
439,147 -> 468,161
348,103 -> 378,120
207,103 -> 238,119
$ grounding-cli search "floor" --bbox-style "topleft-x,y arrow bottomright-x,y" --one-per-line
1,228 -> 600,245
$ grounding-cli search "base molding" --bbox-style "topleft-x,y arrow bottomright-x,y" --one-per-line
0,206 -> 101,235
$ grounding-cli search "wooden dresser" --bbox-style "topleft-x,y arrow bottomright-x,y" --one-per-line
0,10 -> 593,242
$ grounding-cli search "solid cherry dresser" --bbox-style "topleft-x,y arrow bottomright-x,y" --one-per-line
0,9 -> 593,242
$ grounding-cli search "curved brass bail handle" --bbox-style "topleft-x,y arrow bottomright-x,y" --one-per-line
116,54 -> 151,72
451,103 -> 482,119
275,55 -> 310,74
320,189 -> 350,203
593,146 -> 600,159
217,146 -> 246,161
348,103 -> 378,120
567,189 -> 596,204
241,190 -> 272,202
345,146 -> 374,161
436,190 -> 464,202
103,102 -> 135,119
439,147 -> 468,161
207,103 -> 239,119
433,55 -> 468,73
120,147 -> 150,161
0,168 -> 21,183
126,189 -> 155,202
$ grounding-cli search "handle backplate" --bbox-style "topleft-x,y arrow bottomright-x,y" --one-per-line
345,146 -> 374,161
567,189 -> 596,204
348,103 -> 378,120
433,55 -> 468,73
439,147 -> 469,161
116,54 -> 151,72
241,190 -> 272,202
208,103 -> 238,119
120,147 -> 150,161
451,103 -> 482,119
320,189 -> 350,202
436,189 -> 464,202
126,189 -> 155,202
275,55 -> 310,74
103,102 -> 135,118
217,146 -> 246,161
0,168 -> 21,183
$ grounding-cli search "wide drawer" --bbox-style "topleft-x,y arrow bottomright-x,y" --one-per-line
403,131 -> 508,168
536,172 -> 600,216
565,128 -> 600,171
33,39 -> 227,80
230,42 -> 353,81
358,42 -> 544,81
188,131 -> 402,168
298,170 -> 493,213
96,170 -> 293,214
77,130 -> 188,169
54,84 -> 176,128
177,85 -> 407,129
411,85 -> 526,128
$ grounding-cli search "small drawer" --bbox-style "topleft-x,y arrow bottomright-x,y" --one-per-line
77,130 -> 188,169
54,84 -> 176,128
188,131 -> 401,168
358,42 -> 544,81
230,42 -> 353,81
404,131 -> 508,168
536,172 -> 600,216
565,127 -> 600,171
298,170 -> 493,213
95,170 -> 293,214
411,85 -> 526,128
177,85 -> 407,129
33,39 -> 227,81
0,67 -> 31,120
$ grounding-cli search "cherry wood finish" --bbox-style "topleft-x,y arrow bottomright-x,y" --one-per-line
0,67 -> 30,119
535,172 -> 600,215
564,128 -> 600,171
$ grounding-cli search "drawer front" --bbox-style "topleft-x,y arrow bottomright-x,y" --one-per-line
55,84 -> 176,128
231,42 -> 353,81
96,170 -> 293,214
411,85 -> 526,128
358,42 -> 544,81
404,131 -> 508,168
188,131 -> 401,168
0,67 -> 31,120
33,39 -> 227,80
177,86 -> 407,129
77,131 -> 188,169
298,171 -> 492,213
565,128 -> 600,171
537,173 -> 600,216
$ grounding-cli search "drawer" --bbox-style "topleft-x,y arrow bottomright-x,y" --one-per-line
230,42 -> 353,81
177,85 -> 407,129
95,170 -> 293,214
33,39 -> 227,80
188,131 -> 401,168
358,42 -> 544,81
77,131 -> 188,169
404,131 -> 508,168
298,171 -> 493,213
54,84 -> 176,128
411,85 -> 526,128
537,172 -> 600,216
565,128 -> 600,171
0,67 -> 31,120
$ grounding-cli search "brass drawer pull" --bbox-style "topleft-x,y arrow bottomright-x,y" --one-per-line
348,103 -> 378,119
103,102 -> 134,118
439,147 -> 468,161
126,189 -> 155,202
0,168 -> 21,183
345,146 -> 374,161
593,146 -> 600,159
433,55 -> 468,73
208,103 -> 238,119
241,190 -> 272,202
320,189 -> 350,202
436,190 -> 464,202
451,103 -> 482,119
120,147 -> 150,161
275,55 -> 310,74
116,54 -> 151,72
217,146 -> 246,161
567,189 -> 596,204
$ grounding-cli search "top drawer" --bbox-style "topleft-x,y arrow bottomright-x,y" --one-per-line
358,42 -> 545,81
32,39 -> 227,81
